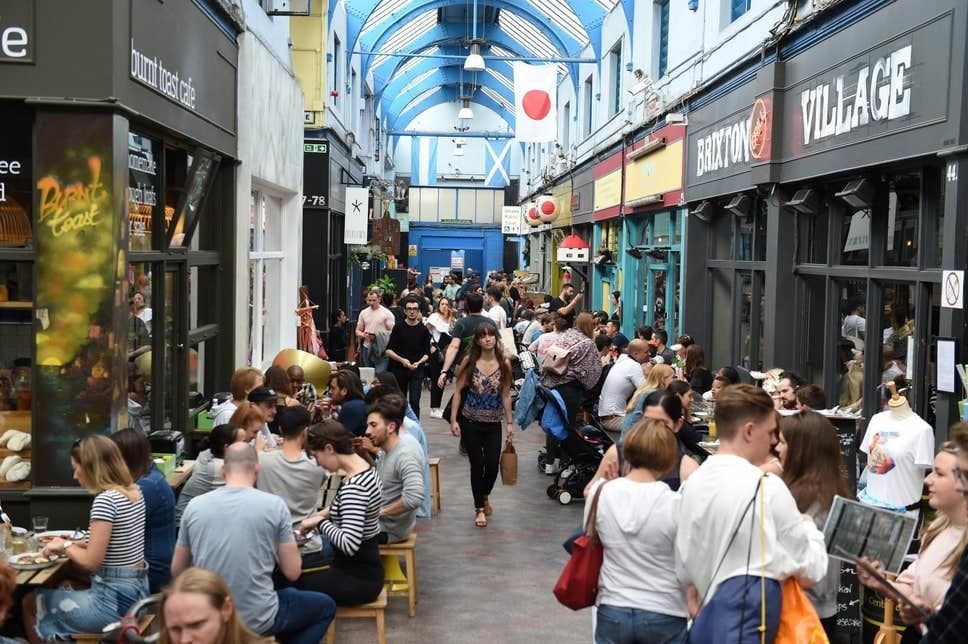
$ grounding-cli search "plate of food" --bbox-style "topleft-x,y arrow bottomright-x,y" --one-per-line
9,552 -> 64,570
35,530 -> 85,544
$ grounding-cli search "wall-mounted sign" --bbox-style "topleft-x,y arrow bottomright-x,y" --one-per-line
0,0 -> 33,64
501,205 -> 522,235
128,134 -> 160,251
625,139 -> 685,202
302,141 -> 329,210
130,39 -> 198,112
450,250 -> 465,270
344,186 -> 368,245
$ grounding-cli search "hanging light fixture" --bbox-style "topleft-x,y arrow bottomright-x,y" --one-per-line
464,42 -> 485,72
458,98 -> 474,120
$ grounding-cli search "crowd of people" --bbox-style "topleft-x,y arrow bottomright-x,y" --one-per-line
2,268 -> 967,644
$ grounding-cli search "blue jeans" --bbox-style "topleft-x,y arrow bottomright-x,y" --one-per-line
269,587 -> 335,644
35,566 -> 149,639
595,605 -> 688,644
689,576 -> 782,644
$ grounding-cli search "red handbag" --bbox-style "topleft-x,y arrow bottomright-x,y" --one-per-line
553,482 -> 607,610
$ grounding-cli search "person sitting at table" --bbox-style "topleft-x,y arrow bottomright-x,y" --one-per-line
159,567 -> 272,644
174,424 -> 245,529
297,420 -> 385,606
212,367 -> 264,426
229,402 -> 270,450
110,428 -> 175,594
23,436 -> 149,642
246,387 -> 281,449
326,370 -> 368,437
173,444 -> 335,644
256,406 -> 327,524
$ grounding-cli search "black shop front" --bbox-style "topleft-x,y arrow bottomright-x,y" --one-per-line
0,0 -> 240,523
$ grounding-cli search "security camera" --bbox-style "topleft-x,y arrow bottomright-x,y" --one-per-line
632,68 -> 645,81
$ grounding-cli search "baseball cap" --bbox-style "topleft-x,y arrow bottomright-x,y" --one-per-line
247,386 -> 277,403
611,335 -> 630,351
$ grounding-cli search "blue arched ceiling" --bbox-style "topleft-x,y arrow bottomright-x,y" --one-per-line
370,22 -> 535,96
385,65 -> 514,126
379,49 -> 514,111
329,0 -> 637,136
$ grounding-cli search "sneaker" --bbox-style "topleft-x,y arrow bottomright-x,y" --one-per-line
429,408 -> 444,419
544,460 -> 561,475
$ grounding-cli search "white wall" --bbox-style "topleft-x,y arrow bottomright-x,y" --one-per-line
240,0 -> 292,65
235,31 -> 304,367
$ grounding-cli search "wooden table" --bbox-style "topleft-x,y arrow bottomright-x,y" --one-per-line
15,558 -> 68,587
166,460 -> 195,489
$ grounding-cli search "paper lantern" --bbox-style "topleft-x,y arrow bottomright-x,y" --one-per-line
526,203 -> 542,227
537,195 -> 558,223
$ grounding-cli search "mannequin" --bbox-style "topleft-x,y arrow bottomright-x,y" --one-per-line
859,382 -> 934,511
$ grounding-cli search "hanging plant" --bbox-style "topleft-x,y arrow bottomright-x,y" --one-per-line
348,245 -> 387,266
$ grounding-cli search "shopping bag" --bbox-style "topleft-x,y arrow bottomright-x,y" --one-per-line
774,578 -> 829,644
500,439 -> 518,485
552,482 -> 606,610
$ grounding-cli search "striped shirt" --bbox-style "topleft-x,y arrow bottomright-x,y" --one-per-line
319,467 -> 382,556
89,488 -> 146,567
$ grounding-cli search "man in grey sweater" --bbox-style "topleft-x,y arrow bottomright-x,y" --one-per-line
364,394 -> 426,544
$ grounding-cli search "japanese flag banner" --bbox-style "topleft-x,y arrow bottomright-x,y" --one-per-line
513,63 -> 557,142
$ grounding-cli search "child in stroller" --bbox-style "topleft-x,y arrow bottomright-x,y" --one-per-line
536,385 -> 613,504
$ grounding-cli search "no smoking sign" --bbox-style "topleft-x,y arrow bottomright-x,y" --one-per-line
942,270 -> 964,309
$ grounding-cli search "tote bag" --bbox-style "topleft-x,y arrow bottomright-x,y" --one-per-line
775,578 -> 829,644
553,482 -> 606,610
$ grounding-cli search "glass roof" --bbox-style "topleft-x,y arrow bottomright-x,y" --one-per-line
484,67 -> 513,92
497,12 -> 566,75
595,0 -> 620,9
360,0 -> 411,36
525,0 -> 587,47
375,45 -> 440,75
400,68 -> 438,94
480,85 -> 513,112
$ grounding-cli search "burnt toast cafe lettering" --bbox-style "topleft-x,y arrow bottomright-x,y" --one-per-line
799,45 -> 911,146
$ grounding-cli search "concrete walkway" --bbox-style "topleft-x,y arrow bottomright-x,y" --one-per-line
330,399 -> 591,643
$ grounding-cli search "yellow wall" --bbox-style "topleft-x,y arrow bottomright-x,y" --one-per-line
290,1 -> 328,128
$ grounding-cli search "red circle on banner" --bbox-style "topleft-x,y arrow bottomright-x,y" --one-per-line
522,90 -> 552,120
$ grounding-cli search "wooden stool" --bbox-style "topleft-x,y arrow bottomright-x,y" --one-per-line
73,614 -> 154,644
429,457 -> 441,515
379,533 -> 417,617
325,588 -> 387,644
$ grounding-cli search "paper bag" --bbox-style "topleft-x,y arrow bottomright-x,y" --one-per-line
500,439 -> 517,485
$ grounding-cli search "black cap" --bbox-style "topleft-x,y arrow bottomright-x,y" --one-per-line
247,386 -> 277,403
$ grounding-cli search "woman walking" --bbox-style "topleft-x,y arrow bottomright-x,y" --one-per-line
427,297 -> 456,418
23,436 -> 149,642
297,420 -> 385,606
776,411 -> 851,639
450,324 -> 515,528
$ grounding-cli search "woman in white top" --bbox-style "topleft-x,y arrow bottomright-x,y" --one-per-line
587,418 -> 688,644
426,297 -> 456,418
858,440 -> 967,635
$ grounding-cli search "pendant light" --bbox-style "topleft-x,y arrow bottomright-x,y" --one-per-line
464,42 -> 485,72
458,99 -> 474,120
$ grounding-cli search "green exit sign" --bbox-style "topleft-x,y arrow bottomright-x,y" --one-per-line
304,143 -> 328,153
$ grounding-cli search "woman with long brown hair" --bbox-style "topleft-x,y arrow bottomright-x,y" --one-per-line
297,420 -> 385,605
682,344 -> 713,394
777,411 -> 851,639
160,567 -> 271,644
23,435 -> 148,642
450,323 -> 515,528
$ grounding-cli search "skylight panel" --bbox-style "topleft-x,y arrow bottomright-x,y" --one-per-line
484,68 -> 513,92
497,12 -> 567,75
400,68 -> 437,95
480,85 -> 514,113
360,0 -> 410,36
595,0 -> 620,9
527,0 -> 588,46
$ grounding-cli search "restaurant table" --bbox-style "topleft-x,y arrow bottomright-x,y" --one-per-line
14,558 -> 69,587
165,460 -> 195,489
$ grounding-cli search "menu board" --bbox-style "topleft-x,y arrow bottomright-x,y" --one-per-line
128,133 -> 160,251
0,107 -> 32,247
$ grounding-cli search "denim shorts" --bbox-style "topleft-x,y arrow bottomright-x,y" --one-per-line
35,565 -> 149,640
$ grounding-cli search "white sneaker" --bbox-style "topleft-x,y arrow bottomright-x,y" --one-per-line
429,408 -> 444,419
544,460 -> 561,475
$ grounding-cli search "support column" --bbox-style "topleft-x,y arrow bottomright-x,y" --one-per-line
763,186 -> 797,369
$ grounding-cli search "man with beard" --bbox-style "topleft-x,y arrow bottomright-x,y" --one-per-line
774,371 -> 804,410
548,283 -> 582,326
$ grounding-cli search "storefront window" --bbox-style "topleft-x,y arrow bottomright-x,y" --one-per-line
800,278 -> 825,385
709,269 -> 732,371
796,204 -> 828,264
248,190 -> 284,368
879,283 -> 916,400
0,262 -> 33,416
883,173 -> 920,267
711,212 -> 732,259
738,271 -> 753,367
128,134 -> 160,252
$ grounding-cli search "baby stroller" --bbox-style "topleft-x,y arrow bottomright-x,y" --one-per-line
536,385 -> 613,505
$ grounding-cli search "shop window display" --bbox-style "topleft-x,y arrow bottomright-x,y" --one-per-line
883,173 -> 920,267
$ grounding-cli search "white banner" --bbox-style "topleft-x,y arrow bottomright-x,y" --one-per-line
344,186 -> 369,245
513,63 -> 557,142
501,206 -> 522,235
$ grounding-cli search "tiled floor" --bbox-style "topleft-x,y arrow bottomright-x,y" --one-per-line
330,394 -> 590,643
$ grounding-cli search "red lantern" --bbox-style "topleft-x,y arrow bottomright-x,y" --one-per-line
526,203 -> 542,226
537,195 -> 558,223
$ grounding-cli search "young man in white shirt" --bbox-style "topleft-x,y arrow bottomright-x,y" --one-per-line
597,339 -> 650,435
485,286 -> 508,329
676,384 -> 828,642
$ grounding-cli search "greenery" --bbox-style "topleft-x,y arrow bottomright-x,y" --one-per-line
348,244 -> 387,266
367,274 -> 396,295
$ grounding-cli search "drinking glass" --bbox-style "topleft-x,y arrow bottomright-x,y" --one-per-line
32,516 -> 48,534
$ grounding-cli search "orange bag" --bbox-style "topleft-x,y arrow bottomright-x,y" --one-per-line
774,578 -> 829,644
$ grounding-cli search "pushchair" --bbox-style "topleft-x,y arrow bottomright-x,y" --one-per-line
536,384 -> 613,505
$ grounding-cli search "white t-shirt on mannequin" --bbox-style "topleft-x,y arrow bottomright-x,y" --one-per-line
859,403 -> 934,509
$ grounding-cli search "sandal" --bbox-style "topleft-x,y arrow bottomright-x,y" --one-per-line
474,508 -> 487,528
482,498 -> 493,516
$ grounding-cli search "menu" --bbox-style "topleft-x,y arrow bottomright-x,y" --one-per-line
128,133 -> 160,251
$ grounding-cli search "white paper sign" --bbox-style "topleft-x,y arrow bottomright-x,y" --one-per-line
344,187 -> 369,245
942,270 -> 964,309
937,339 -> 957,393
501,206 -> 522,235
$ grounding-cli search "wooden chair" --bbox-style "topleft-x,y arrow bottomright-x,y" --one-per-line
429,457 -> 441,516
379,533 -> 418,617
325,588 -> 387,644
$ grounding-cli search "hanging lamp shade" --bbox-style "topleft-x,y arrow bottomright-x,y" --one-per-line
464,43 -> 485,72
458,99 -> 474,120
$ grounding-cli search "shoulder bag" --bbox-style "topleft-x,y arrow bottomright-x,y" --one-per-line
553,481 -> 607,610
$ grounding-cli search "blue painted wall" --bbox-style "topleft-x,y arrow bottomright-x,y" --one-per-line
409,224 -> 505,281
